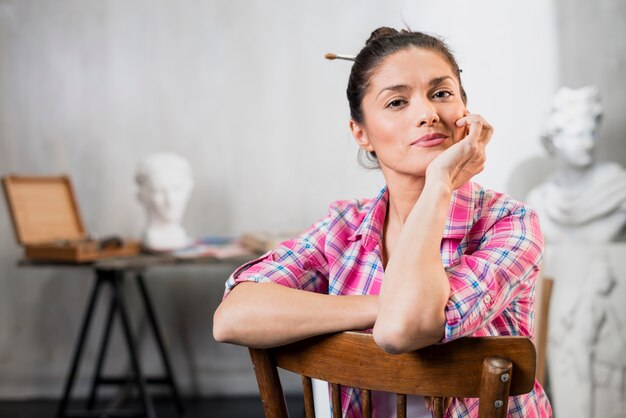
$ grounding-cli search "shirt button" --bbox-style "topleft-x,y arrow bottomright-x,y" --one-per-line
484,294 -> 492,304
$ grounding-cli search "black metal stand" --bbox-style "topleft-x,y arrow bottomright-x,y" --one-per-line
56,268 -> 185,418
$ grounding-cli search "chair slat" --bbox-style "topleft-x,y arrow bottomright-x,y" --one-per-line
301,376 -> 315,418
331,383 -> 342,418
478,356 -> 512,418
361,388 -> 371,418
396,393 -> 407,418
433,397 -> 444,418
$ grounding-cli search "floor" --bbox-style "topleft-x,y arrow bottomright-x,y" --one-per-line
0,396 -> 306,418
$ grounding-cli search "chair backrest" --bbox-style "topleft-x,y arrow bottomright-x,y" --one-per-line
249,332 -> 536,418
534,276 -> 554,387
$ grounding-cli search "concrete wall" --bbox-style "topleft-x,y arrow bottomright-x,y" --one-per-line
0,0 -> 604,399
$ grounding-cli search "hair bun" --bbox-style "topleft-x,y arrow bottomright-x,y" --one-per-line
365,27 -> 409,45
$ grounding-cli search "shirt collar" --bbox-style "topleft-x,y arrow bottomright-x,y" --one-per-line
348,182 -> 475,251
346,186 -> 387,251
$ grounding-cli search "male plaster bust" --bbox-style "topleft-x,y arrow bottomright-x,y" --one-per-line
135,152 -> 194,251
527,86 -> 626,243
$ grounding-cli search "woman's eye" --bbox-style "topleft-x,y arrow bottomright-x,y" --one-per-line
386,99 -> 407,109
433,90 -> 452,99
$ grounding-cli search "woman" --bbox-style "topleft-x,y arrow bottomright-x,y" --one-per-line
214,27 -> 552,418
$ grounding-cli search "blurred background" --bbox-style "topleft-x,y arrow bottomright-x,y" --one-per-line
0,0 -> 624,411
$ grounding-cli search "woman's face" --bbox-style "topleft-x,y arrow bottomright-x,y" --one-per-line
351,47 -> 467,178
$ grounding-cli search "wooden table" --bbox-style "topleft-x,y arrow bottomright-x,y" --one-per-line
20,253 -> 256,418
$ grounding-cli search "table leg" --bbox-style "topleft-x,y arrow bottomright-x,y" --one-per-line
136,273 -> 185,415
56,275 -> 104,418
111,270 -> 157,418
86,290 -> 117,410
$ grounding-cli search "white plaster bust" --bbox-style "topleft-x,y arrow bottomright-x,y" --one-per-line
527,86 -> 626,243
135,152 -> 194,251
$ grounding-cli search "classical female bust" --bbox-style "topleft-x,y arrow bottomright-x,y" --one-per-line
135,152 -> 194,250
527,86 -> 626,243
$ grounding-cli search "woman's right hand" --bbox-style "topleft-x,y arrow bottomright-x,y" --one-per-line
425,113 -> 492,191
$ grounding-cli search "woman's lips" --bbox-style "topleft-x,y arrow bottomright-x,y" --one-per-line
411,133 -> 448,147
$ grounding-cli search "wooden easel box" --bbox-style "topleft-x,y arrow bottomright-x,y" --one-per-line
2,175 -> 140,263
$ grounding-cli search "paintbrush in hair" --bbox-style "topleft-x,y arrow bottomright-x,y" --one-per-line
324,53 -> 356,61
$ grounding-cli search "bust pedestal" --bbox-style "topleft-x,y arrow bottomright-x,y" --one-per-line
543,244 -> 626,418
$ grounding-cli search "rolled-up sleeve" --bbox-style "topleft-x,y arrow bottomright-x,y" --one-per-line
223,216 -> 331,298
442,205 -> 544,342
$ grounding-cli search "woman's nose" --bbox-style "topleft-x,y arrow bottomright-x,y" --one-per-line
415,101 -> 440,126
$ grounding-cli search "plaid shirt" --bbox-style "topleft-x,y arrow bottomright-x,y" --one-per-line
224,182 -> 552,418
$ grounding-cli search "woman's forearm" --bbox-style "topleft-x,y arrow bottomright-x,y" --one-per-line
213,282 -> 378,348
374,180 -> 452,353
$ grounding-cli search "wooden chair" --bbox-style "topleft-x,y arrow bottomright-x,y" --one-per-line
249,332 -> 536,418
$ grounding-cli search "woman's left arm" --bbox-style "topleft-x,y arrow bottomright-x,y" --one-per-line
373,115 -> 492,353
442,204 -> 543,342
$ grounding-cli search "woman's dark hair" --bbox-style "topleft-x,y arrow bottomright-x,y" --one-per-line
347,27 -> 467,168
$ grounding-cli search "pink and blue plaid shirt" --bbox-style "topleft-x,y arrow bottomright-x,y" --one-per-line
224,182 -> 552,417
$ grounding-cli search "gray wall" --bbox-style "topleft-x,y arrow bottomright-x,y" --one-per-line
0,0 -> 624,399
508,0 -> 626,200
556,0 -> 626,165
0,0 -> 386,399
